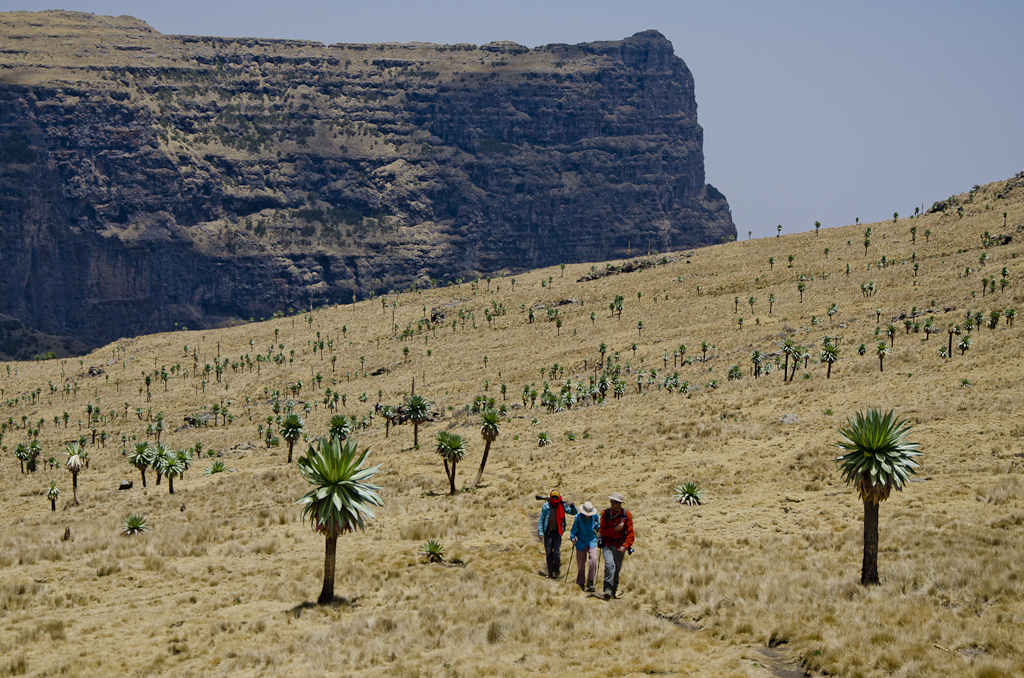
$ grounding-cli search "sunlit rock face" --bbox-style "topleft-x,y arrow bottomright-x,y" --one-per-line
0,13 -> 734,345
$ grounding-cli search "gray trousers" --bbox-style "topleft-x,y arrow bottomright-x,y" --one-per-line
602,545 -> 625,594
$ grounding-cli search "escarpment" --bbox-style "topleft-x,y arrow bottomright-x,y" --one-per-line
0,11 -> 734,352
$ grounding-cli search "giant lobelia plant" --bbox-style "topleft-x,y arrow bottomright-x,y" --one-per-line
296,437 -> 384,604
835,409 -> 922,585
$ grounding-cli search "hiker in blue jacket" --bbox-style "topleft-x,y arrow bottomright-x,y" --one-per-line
569,501 -> 599,591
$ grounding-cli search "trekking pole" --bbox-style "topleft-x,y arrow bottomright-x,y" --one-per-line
563,542 -> 572,582
562,500 -> 577,583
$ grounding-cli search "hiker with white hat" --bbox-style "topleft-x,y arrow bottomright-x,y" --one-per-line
598,492 -> 634,600
569,501 -> 600,592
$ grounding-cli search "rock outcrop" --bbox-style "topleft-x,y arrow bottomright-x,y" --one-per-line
0,11 -> 734,352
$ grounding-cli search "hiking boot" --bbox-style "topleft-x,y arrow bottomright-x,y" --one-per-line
603,591 -> 612,600
586,584 -> 595,593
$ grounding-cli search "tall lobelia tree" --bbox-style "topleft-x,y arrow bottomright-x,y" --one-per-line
835,409 -> 921,585
152,443 -> 171,485
296,437 -> 384,605
280,413 -> 306,463
128,442 -> 151,487
819,341 -> 840,378
780,338 -> 796,381
886,324 -> 898,347
27,439 -> 41,472
472,409 -> 501,488
434,430 -> 468,495
402,394 -> 432,448
876,341 -> 890,372
47,480 -> 60,511
328,414 -> 354,441
64,442 -> 85,505
15,443 -> 28,474
163,454 -> 184,495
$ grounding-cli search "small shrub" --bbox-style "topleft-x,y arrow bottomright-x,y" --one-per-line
96,561 -> 122,577
203,461 -> 228,476
121,514 -> 149,536
673,481 -> 704,506
420,539 -> 445,563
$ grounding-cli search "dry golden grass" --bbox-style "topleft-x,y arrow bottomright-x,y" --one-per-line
2,176 -> 1024,677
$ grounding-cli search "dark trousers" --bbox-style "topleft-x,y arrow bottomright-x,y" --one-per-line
544,531 -> 562,577
603,545 -> 625,594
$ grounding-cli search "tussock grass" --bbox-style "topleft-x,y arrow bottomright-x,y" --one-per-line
1,177 -> 1024,675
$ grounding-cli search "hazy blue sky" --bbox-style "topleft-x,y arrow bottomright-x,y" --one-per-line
10,1 -> 1024,238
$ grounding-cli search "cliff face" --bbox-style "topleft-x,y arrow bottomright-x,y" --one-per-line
0,11 -> 734,353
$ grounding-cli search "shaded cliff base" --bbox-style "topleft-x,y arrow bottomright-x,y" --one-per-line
0,315 -> 90,362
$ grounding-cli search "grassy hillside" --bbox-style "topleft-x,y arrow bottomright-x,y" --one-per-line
1,175 -> 1023,677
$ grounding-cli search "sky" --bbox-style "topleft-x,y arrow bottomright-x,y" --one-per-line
8,0 -> 1024,238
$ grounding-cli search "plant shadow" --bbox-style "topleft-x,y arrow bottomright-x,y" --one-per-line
288,596 -> 358,617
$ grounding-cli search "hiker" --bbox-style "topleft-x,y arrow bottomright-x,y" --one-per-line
598,492 -> 634,600
537,490 -> 577,579
569,501 -> 599,592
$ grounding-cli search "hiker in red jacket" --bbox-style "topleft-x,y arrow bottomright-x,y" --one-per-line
537,490 -> 577,578
598,492 -> 634,599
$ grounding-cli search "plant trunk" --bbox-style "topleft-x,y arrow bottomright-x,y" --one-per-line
72,473 -> 79,505
50,499 -> 56,511
318,534 -> 338,604
140,468 -> 147,488
862,500 -> 880,585
288,440 -> 295,464
156,470 -> 162,485
168,476 -> 175,494
413,423 -> 419,448
449,460 -> 458,495
826,362 -> 832,379
473,440 -> 492,488
879,356 -> 884,372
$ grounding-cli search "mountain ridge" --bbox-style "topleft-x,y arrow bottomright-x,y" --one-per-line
0,11 -> 734,351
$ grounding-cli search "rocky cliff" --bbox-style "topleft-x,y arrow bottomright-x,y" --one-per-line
0,11 -> 734,354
